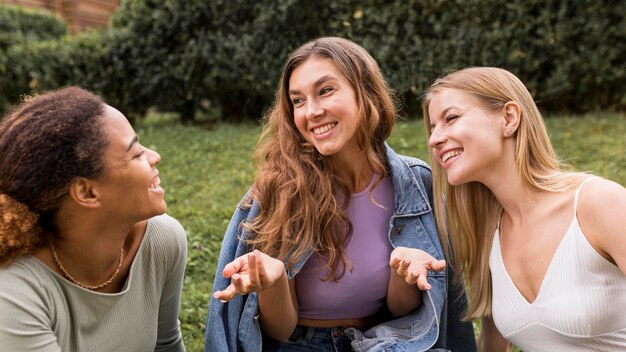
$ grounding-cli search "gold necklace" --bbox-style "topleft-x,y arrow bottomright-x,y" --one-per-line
50,242 -> 124,291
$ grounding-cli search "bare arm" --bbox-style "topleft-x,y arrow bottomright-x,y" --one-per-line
212,250 -> 298,342
386,247 -> 446,317
477,317 -> 512,352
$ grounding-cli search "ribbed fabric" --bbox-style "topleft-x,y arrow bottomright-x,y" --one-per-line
0,214 -> 187,352
296,174 -> 394,319
490,178 -> 626,352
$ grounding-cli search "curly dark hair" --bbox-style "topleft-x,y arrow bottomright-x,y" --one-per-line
0,86 -> 108,265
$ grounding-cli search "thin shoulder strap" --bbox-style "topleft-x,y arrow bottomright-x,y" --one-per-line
573,176 -> 600,212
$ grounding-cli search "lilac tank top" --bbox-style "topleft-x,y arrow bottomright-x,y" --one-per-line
295,175 -> 394,319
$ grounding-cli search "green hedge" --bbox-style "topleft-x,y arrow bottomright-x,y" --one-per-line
2,1 -> 625,120
106,0 -> 626,119
0,5 -> 68,113
0,5 -> 67,49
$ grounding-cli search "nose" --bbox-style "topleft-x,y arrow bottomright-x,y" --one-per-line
428,128 -> 446,149
148,148 -> 161,166
305,99 -> 323,120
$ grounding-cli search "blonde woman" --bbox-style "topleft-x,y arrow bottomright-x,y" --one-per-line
423,67 -> 626,351
205,37 -> 476,351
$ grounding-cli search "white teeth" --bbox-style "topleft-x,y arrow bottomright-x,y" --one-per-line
442,150 -> 462,163
150,176 -> 160,189
313,123 -> 336,135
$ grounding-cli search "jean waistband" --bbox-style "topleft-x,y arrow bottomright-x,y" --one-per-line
289,325 -> 348,342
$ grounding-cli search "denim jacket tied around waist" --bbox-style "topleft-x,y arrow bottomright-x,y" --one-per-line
205,145 -> 476,352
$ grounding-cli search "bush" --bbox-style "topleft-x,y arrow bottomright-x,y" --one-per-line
0,5 -> 67,49
324,0 -> 626,114
0,5 -> 68,113
110,0 -> 625,120
2,1 -> 625,120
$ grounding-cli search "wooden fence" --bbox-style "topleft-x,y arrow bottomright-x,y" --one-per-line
1,0 -> 120,34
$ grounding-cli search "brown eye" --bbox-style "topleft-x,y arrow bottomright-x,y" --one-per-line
446,114 -> 459,123
291,97 -> 304,106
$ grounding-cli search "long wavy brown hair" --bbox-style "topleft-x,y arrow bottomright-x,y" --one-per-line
245,37 -> 397,280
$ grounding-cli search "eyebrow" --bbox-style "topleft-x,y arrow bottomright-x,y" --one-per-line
288,75 -> 336,95
126,136 -> 139,152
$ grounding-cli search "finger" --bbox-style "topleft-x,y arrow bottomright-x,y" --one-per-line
397,259 -> 411,276
222,256 -> 248,278
416,272 -> 432,290
231,273 -> 249,295
253,250 -> 271,287
424,259 -> 446,272
405,271 -> 419,285
247,251 -> 261,288
213,283 -> 237,302
390,257 -> 402,269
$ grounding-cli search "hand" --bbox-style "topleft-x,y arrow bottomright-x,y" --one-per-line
389,247 -> 446,291
213,249 -> 286,302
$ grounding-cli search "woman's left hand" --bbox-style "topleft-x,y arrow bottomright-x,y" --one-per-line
389,247 -> 446,291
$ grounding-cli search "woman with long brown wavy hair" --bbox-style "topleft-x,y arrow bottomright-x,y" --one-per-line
205,37 -> 476,351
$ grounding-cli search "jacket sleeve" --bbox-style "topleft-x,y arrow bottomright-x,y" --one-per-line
414,164 -> 477,350
205,194 -> 254,352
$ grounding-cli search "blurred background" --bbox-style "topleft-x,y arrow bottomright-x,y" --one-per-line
1,1 -> 624,350
1,0 -> 625,122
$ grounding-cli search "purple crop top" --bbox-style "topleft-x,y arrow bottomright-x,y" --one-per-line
295,174 -> 394,319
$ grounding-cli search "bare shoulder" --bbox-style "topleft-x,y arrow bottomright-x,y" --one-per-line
578,177 -> 626,214
577,177 -> 626,271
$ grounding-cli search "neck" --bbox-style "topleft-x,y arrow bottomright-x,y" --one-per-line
42,208 -> 142,289
330,150 -> 374,193
50,240 -> 124,290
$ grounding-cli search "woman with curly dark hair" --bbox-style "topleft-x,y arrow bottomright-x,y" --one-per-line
0,87 -> 187,351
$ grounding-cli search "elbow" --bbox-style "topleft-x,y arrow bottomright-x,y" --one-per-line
260,317 -> 297,343
386,294 -> 423,318
273,334 -> 292,343
388,305 -> 415,318
265,326 -> 295,343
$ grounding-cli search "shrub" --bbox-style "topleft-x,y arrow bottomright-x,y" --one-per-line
2,1 -> 625,120
0,5 -> 68,113
109,0 -> 624,119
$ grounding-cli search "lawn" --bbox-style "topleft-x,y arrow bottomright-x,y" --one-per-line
136,112 -> 626,351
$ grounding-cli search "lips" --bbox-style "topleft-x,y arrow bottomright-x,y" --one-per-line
150,174 -> 163,191
312,122 -> 337,135
441,149 -> 463,163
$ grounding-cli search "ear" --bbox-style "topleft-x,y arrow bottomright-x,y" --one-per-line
68,177 -> 101,209
502,101 -> 521,137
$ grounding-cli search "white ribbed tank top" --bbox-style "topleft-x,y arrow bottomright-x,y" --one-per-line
490,178 -> 626,352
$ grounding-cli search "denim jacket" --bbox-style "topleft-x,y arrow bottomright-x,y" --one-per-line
205,145 -> 476,352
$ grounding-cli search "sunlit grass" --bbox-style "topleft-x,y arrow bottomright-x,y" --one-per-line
137,112 -> 626,351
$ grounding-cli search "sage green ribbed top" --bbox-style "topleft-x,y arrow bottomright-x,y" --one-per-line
0,214 -> 187,352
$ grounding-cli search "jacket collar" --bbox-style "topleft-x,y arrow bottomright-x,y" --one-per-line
385,144 -> 432,216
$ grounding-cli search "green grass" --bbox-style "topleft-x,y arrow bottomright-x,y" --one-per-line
136,112 -> 626,351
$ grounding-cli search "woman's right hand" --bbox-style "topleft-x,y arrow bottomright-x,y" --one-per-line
213,249 -> 286,302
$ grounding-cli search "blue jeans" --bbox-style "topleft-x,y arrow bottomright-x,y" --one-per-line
263,326 -> 354,352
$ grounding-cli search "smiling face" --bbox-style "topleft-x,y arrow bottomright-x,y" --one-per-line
427,88 -> 509,186
93,105 -> 166,222
288,58 -> 361,161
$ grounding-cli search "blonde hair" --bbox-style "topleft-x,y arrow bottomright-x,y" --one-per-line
246,37 -> 396,280
422,67 -> 584,319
